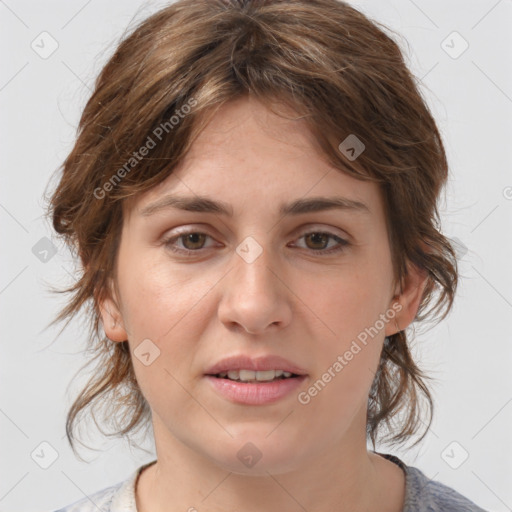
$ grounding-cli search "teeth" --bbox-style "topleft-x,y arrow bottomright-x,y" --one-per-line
217,369 -> 294,382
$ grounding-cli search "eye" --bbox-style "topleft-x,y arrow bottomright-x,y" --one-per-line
291,230 -> 350,255
162,229 -> 349,256
163,231 -> 216,255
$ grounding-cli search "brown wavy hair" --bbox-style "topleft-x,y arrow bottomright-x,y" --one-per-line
44,0 -> 458,456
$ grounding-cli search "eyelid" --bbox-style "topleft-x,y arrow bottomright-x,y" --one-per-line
294,223 -> 350,239
162,223 -> 351,256
163,223 -> 350,243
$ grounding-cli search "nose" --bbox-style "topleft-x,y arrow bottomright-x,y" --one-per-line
217,242 -> 292,335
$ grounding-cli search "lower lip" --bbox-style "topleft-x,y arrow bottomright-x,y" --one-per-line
205,375 -> 307,405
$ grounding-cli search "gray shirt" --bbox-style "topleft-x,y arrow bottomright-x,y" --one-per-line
52,453 -> 488,511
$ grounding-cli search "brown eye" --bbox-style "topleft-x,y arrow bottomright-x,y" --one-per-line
163,231 -> 214,254
293,231 -> 350,256
304,233 -> 330,250
180,233 -> 208,250
163,229 -> 349,257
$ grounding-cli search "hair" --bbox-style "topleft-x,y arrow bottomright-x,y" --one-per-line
45,0 -> 458,456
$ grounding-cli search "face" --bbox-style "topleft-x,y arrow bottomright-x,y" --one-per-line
101,96 -> 425,475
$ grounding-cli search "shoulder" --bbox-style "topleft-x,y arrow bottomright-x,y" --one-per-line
376,452 -> 488,512
404,463 -> 489,511
49,459 -> 157,512
50,482 -> 122,512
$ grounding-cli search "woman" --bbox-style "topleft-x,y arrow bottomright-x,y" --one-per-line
46,0 -> 487,510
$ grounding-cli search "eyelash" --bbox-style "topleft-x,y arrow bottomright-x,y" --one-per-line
162,229 -> 350,256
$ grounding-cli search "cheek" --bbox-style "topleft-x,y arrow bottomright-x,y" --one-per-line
296,262 -> 390,398
298,278 -> 385,422
115,253 -> 220,394
300,265 -> 390,342
116,243 -> 214,338
116,261 -> 211,410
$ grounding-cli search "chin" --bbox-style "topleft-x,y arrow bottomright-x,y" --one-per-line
205,436 -> 306,476
215,454 -> 303,476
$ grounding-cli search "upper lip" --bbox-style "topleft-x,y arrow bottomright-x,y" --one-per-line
205,354 -> 308,376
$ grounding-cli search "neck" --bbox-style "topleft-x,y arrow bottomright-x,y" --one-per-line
136,413 -> 405,512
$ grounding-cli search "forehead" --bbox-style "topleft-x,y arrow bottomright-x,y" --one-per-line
125,96 -> 383,220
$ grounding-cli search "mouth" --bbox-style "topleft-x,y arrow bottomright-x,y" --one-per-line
207,369 -> 302,383
204,354 -> 308,379
203,354 -> 308,404
204,366 -> 308,405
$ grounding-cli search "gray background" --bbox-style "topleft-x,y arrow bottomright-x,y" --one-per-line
1,0 -> 511,510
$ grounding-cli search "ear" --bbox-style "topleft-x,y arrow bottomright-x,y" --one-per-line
385,261 -> 428,337
97,278 -> 129,342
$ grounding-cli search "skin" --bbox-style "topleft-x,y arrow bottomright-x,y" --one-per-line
100,95 -> 427,512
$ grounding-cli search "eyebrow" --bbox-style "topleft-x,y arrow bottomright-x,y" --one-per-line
139,194 -> 371,217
